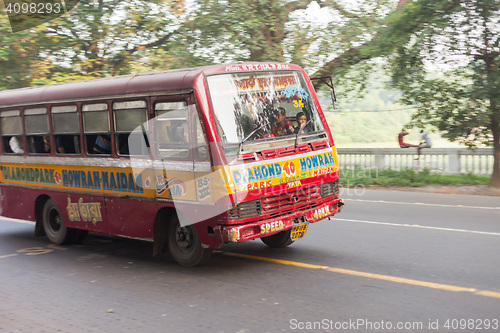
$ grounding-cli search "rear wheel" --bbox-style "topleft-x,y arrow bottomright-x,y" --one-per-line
42,199 -> 80,245
261,229 -> 294,248
167,215 -> 212,266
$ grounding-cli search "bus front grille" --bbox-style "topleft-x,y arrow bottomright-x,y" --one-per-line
262,185 -> 322,218
227,180 -> 339,221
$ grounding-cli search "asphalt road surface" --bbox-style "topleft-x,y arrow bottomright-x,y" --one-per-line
1,189 -> 499,333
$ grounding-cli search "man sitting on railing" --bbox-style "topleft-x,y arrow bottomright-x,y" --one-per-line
416,130 -> 432,160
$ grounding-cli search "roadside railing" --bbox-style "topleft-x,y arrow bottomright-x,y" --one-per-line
336,148 -> 494,175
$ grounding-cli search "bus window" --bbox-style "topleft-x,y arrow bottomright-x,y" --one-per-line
206,71 -> 325,148
52,105 -> 80,154
83,103 -> 110,155
194,113 -> 209,160
24,107 -> 50,154
114,100 -> 147,156
0,110 -> 23,154
154,101 -> 189,159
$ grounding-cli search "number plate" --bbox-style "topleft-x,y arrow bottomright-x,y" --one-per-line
290,223 -> 308,241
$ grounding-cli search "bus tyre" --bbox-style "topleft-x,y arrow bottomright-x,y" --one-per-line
42,199 -> 79,245
167,215 -> 212,267
261,229 -> 294,248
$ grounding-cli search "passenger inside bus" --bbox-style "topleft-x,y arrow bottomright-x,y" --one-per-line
271,107 -> 294,137
8,136 -> 24,154
94,134 -> 111,154
27,135 -> 48,154
166,120 -> 189,142
117,133 -> 130,155
295,112 -> 309,134
56,135 -> 77,154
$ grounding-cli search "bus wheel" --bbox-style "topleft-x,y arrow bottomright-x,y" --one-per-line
167,216 -> 212,266
42,199 -> 78,245
261,229 -> 294,248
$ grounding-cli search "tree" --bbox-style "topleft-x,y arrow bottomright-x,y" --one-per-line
1,0 -> 411,87
379,0 -> 500,186
186,0 -> 405,73
0,15 -> 42,89
0,0 -> 184,88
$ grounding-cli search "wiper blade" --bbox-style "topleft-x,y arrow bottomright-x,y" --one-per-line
239,121 -> 270,154
295,119 -> 312,147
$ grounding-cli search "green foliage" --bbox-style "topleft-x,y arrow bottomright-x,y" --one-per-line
1,0 -> 407,91
340,167 -> 490,187
0,15 -> 43,89
1,0 -> 184,88
380,0 -> 500,186
385,0 -> 499,143
1,0 -> 498,186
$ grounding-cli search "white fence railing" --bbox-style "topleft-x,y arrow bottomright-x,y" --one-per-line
336,148 -> 494,175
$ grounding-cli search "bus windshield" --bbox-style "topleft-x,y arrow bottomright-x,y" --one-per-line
206,71 -> 325,148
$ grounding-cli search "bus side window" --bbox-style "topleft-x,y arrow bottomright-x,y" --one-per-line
195,114 -> 209,160
0,110 -> 23,154
25,107 -> 50,154
113,100 -> 148,156
3,137 -> 14,153
83,103 -> 110,155
154,101 -> 189,160
52,105 -> 80,155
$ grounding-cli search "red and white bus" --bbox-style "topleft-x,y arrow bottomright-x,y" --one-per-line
0,63 -> 343,266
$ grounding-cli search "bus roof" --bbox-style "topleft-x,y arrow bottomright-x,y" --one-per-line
0,62 -> 303,108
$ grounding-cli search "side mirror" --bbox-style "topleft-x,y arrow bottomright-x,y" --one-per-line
311,76 -> 336,110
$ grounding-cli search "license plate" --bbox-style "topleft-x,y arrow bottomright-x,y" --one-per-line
290,223 -> 308,241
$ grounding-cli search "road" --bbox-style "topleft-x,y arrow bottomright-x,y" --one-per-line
1,189 -> 499,333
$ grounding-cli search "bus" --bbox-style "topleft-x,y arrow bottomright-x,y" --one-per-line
0,62 -> 344,266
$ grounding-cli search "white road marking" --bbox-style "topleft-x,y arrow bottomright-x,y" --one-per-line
333,217 -> 500,236
345,198 -> 500,210
0,254 -> 18,259
0,216 -> 35,225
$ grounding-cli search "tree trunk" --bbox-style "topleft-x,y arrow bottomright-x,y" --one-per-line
490,117 -> 500,188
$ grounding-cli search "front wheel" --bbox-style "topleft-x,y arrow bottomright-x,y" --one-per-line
261,229 -> 294,248
167,215 -> 212,266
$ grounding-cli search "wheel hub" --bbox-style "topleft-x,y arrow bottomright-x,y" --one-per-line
49,209 -> 61,231
175,226 -> 192,249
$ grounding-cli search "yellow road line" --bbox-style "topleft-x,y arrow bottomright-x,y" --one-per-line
219,251 -> 500,299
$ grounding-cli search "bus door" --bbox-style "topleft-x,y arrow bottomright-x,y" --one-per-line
104,100 -> 150,237
152,101 -> 197,223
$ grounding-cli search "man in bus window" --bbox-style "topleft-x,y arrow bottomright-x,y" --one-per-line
9,136 -> 24,154
56,135 -> 75,154
272,107 -> 294,137
94,134 -> 111,154
167,120 -> 189,142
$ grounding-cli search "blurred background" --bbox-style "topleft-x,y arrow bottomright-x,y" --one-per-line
1,0 -> 499,177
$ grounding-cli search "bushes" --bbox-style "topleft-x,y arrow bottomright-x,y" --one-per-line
339,167 -> 489,187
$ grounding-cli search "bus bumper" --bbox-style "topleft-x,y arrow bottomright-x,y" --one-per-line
218,198 -> 344,243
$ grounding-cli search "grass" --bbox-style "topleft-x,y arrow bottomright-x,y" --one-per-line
339,167 -> 490,187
